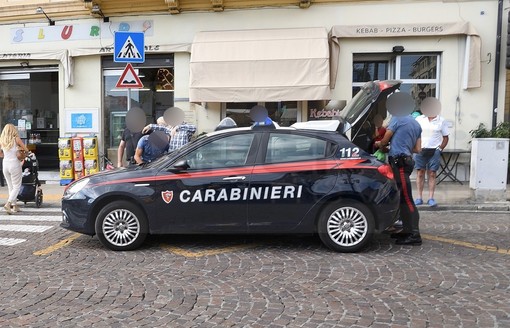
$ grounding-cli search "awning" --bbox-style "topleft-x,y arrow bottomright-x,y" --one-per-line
189,27 -> 331,102
0,50 -> 73,87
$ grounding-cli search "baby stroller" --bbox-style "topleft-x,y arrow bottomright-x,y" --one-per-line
18,152 -> 43,207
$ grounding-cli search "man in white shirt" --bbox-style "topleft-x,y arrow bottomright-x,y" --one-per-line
414,97 -> 449,207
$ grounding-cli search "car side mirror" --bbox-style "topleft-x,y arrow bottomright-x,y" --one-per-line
168,159 -> 190,172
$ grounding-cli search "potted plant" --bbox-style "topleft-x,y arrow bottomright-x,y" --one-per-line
469,122 -> 510,139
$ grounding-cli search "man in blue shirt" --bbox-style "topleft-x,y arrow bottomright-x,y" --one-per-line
143,122 -> 196,152
133,131 -> 169,164
375,93 -> 423,246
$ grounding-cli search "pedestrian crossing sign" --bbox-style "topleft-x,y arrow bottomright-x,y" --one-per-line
114,32 -> 145,63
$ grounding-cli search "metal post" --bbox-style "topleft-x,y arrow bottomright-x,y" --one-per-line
127,88 -> 132,111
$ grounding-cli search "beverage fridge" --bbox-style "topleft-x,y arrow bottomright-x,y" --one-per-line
110,111 -> 126,149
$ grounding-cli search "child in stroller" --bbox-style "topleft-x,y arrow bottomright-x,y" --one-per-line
18,152 -> 43,207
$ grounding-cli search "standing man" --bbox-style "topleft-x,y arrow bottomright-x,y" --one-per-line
142,107 -> 196,152
375,92 -> 422,246
413,97 -> 449,207
133,131 -> 169,164
117,127 -> 142,167
118,107 -> 145,168
168,123 -> 196,151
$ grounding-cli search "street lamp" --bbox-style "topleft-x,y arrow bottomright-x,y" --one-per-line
35,7 -> 55,26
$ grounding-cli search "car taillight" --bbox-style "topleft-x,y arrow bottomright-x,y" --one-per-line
377,164 -> 394,180
378,81 -> 393,91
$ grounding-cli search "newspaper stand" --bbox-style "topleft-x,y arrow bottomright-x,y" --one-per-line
71,137 -> 85,180
58,138 -> 73,186
83,137 -> 99,176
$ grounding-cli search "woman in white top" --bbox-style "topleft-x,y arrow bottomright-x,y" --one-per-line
0,124 -> 29,214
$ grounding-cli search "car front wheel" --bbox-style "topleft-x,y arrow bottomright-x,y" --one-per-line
318,200 -> 374,253
95,200 -> 148,251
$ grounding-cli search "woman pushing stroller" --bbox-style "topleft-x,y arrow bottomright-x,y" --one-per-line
0,124 -> 30,214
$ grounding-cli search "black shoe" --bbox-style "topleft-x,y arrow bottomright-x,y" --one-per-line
390,232 -> 410,239
395,234 -> 422,246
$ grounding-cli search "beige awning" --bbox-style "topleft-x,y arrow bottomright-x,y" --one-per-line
189,27 -> 331,102
0,50 -> 73,87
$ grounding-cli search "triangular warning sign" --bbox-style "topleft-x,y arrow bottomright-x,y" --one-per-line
116,63 -> 143,88
116,36 -> 142,60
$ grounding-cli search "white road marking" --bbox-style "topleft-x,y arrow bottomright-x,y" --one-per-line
0,225 -> 53,232
0,208 -> 62,246
1,216 -> 61,222
0,238 -> 26,246
7,207 -> 61,213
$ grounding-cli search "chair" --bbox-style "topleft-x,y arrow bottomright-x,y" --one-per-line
454,160 -> 470,182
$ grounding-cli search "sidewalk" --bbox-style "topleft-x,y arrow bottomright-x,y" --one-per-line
0,179 -> 508,210
417,181 -> 510,211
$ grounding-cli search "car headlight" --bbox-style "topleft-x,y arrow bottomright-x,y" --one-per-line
64,178 -> 90,197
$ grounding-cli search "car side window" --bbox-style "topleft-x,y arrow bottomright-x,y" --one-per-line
266,133 -> 328,163
184,134 -> 255,170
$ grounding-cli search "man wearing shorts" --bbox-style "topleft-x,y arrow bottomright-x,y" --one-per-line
414,100 -> 449,207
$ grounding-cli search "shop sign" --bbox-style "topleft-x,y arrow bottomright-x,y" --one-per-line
308,100 -> 346,121
11,20 -> 153,44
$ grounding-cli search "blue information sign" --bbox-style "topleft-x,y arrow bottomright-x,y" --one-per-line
114,32 -> 145,63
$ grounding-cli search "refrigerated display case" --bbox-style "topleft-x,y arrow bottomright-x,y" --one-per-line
110,111 -> 126,149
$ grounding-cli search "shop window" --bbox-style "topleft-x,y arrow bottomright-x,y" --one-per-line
224,101 -> 298,127
394,54 -> 439,107
353,61 -> 388,83
352,54 -> 440,103
0,70 -> 59,169
0,71 -> 58,130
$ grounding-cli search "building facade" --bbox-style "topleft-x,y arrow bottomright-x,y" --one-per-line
0,0 -> 506,170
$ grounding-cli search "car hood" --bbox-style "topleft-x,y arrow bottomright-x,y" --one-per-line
339,80 -> 401,134
85,165 -> 155,184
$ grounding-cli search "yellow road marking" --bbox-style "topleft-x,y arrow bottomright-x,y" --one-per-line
33,233 -> 81,256
422,234 -> 510,255
162,243 -> 258,257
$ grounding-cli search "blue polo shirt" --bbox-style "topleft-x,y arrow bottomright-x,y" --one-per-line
137,135 -> 169,163
387,116 -> 422,157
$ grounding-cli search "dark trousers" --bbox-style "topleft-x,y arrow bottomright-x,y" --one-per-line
389,155 -> 420,234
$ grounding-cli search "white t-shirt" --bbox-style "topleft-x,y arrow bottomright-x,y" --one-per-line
415,115 -> 449,148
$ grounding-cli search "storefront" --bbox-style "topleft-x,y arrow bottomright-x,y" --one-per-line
0,1 -> 503,174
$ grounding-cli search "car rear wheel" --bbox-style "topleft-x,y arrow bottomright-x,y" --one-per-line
95,200 -> 148,251
318,200 -> 374,253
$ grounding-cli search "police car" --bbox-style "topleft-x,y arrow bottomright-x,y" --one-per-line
61,80 -> 401,252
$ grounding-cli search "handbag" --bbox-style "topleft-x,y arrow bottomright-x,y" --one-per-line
16,147 -> 27,161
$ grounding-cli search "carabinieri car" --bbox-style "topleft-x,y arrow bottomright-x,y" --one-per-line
61,80 -> 402,252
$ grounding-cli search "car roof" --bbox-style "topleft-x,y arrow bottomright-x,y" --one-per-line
205,120 -> 340,138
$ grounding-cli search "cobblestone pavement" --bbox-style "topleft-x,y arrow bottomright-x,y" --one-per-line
0,207 -> 509,327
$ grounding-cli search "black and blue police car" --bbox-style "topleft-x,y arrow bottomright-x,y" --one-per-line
61,80 -> 402,252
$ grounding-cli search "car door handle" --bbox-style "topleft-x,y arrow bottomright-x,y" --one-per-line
223,176 -> 246,181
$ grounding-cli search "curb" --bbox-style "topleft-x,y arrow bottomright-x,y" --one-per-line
419,204 -> 510,212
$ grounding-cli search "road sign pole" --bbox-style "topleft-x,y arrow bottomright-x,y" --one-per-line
127,89 -> 132,111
